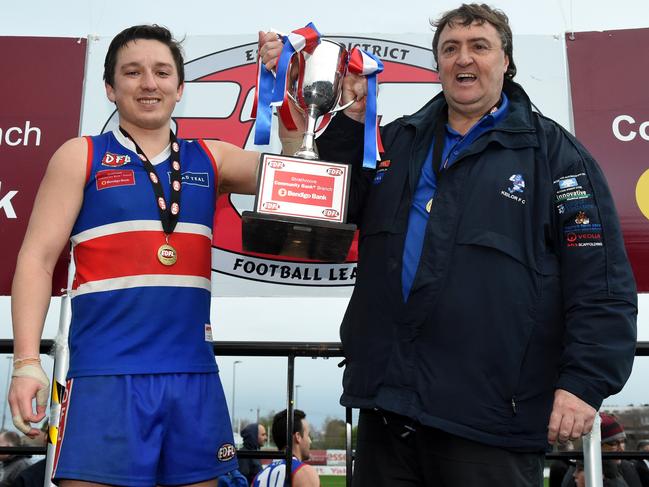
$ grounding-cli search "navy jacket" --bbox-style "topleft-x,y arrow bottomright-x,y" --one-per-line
317,80 -> 637,451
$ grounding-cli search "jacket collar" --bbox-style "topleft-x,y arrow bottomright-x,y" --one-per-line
400,79 -> 536,134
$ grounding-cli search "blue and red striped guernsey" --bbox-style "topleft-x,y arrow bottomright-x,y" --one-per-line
67,130 -> 219,377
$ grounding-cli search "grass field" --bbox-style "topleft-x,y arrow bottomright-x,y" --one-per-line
319,476 -> 346,487
319,475 -> 551,486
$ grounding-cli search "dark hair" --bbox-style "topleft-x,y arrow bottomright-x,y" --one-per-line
431,3 -> 516,80
103,24 -> 185,88
271,409 -> 306,451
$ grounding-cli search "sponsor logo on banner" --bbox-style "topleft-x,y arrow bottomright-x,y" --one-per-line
100,37 -> 440,289
101,152 -> 131,167
0,181 -> 19,219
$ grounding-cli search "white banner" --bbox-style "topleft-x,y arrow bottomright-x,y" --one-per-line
80,33 -> 569,297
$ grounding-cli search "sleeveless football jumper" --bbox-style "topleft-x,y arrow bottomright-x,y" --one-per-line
68,130 -> 219,377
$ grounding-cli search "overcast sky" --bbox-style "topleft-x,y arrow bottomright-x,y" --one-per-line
1,0 -> 648,431
1,0 -> 649,37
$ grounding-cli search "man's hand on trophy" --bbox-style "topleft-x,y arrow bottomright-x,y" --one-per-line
342,73 -> 368,123
258,31 -> 283,71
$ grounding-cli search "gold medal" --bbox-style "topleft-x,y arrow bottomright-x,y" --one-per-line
426,198 -> 433,213
157,243 -> 178,266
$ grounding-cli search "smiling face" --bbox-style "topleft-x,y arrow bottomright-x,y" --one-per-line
105,38 -> 183,134
437,20 -> 509,126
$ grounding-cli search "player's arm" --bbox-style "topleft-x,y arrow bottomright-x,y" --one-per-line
202,140 -> 260,196
293,465 -> 320,487
9,137 -> 87,437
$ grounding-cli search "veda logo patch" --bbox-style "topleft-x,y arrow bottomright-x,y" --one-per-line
101,152 -> 131,167
217,443 -> 236,462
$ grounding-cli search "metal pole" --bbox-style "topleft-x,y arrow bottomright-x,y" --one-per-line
2,355 -> 12,430
584,412 -> 603,487
285,355 -> 295,487
345,407 -> 353,487
231,360 -> 242,430
44,292 -> 72,487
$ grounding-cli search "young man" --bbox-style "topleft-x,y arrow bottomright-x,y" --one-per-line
261,3 -> 637,486
8,25 -> 260,486
252,409 -> 319,487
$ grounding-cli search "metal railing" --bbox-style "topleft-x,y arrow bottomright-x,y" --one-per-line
0,339 -> 648,487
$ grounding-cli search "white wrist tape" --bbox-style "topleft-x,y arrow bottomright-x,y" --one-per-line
11,363 -> 50,434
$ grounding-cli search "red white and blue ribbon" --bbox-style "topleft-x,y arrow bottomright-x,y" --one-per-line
271,23 -> 321,106
348,48 -> 384,169
251,55 -> 276,145
252,23 -> 321,145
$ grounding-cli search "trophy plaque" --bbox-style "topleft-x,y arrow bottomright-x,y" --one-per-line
242,39 -> 356,263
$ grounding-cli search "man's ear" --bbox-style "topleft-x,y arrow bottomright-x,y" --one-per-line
105,82 -> 116,103
176,82 -> 184,102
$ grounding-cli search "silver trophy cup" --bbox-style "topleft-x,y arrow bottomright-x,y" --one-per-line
288,39 -> 352,159
242,38 -> 357,262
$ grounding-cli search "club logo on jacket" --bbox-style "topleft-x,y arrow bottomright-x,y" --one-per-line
500,174 -> 526,204
101,152 -> 131,167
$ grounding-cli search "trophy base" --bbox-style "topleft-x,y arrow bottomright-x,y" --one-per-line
242,211 -> 356,263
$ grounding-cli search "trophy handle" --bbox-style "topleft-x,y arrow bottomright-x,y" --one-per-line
332,97 -> 356,113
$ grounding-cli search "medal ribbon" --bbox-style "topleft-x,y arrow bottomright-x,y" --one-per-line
119,127 -> 182,236
348,48 -> 384,169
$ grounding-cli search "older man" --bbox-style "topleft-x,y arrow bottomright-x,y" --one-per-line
261,3 -> 637,486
